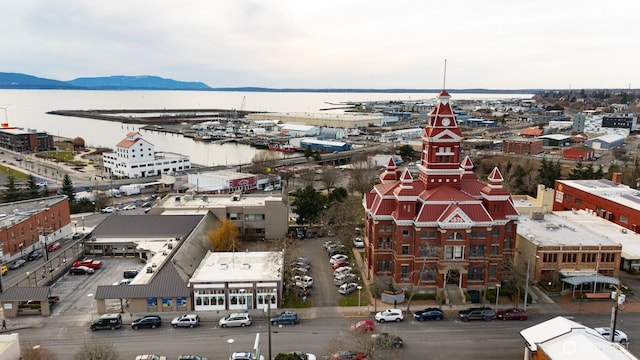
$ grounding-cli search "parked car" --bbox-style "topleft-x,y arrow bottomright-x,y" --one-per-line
329,254 -> 348,264
72,232 -> 84,240
414,307 -> 444,321
372,332 -> 403,349
219,312 -> 252,328
289,282 -> 311,296
0,265 -> 7,275
47,242 -> 62,252
178,355 -> 208,360
26,296 -> 60,306
595,327 -> 629,344
10,259 -> 26,269
334,273 -> 357,286
330,351 -> 366,360
270,311 -> 299,325
171,314 -> 200,328
123,269 -> 140,279
352,237 -> 365,248
135,355 -> 166,360
101,206 -> 117,213
122,204 -> 137,210
331,260 -> 350,270
69,266 -> 94,275
73,258 -> 102,269
91,313 -> 122,331
349,320 -> 375,333
496,308 -> 528,321
293,261 -> 311,270
132,315 -> 162,329
296,257 -> 311,265
334,267 -> 353,277
230,352 -> 253,360
292,275 -> 314,287
375,309 -> 404,323
141,201 -> 153,208
338,282 -> 359,295
27,249 -> 43,261
291,267 -> 310,276
458,307 -> 496,321
278,352 -> 316,360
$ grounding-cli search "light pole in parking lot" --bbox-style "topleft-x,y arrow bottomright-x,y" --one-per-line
227,338 -> 234,358
357,285 -> 362,312
82,216 -> 85,231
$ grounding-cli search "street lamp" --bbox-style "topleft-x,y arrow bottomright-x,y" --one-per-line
495,283 -> 501,312
357,285 -> 362,311
82,216 -> 85,231
239,289 -> 246,312
227,338 -> 234,358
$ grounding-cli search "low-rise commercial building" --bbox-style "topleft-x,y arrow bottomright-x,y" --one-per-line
190,251 -> 283,312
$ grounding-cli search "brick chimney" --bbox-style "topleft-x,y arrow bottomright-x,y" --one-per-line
612,172 -> 623,184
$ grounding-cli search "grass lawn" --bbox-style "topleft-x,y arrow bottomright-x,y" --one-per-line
0,165 -> 29,180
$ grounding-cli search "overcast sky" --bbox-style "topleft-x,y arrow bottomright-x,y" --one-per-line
2,0 -> 636,90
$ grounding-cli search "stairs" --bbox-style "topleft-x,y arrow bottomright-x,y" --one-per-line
445,284 -> 464,305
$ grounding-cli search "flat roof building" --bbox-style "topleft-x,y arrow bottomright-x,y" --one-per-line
190,251 -> 283,312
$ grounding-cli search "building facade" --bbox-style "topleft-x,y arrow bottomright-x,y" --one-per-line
553,178 -> 640,232
103,132 -> 191,179
502,138 -> 543,155
0,125 -> 54,152
363,90 -> 519,297
0,196 -> 71,264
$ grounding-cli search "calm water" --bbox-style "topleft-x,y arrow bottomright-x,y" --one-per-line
0,90 -> 532,166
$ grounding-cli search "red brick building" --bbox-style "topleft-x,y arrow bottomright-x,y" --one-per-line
553,177 -> 640,232
0,196 -> 70,262
363,90 -> 519,296
562,146 -> 595,161
502,138 -> 543,155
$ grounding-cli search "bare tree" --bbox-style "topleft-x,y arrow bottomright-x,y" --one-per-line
249,150 -> 281,174
319,168 -> 341,192
299,169 -> 317,188
21,344 -> 57,360
327,330 -> 403,360
208,219 -> 240,251
348,154 -> 378,195
73,338 -> 119,360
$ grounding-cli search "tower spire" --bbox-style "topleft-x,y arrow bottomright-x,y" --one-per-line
442,59 -> 447,90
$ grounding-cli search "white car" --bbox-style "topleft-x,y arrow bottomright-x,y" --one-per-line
122,204 -> 137,210
171,314 -> 200,328
375,309 -> 404,323
338,282 -> 359,295
330,254 -> 348,264
292,275 -> 314,287
334,273 -> 357,286
352,237 -> 365,248
101,206 -> 117,213
333,266 -> 353,277
595,327 -> 628,344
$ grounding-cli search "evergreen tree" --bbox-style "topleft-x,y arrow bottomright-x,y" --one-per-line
304,146 -> 313,160
26,175 -> 41,199
4,173 -> 20,202
569,160 -> 586,179
293,185 -> 326,225
61,174 -> 75,202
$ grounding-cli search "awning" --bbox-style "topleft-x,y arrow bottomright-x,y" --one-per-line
560,269 -> 597,277
561,275 -> 619,286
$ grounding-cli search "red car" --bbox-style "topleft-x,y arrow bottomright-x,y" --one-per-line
332,260 -> 350,270
496,308 -> 528,321
47,242 -> 61,252
331,351 -> 366,360
73,258 -> 102,269
349,320 -> 375,333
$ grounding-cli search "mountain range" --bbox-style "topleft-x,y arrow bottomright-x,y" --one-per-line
0,71 -> 540,93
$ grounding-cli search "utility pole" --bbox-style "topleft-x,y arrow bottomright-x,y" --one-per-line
609,284 -> 626,343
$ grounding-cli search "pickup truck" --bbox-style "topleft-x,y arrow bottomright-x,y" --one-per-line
73,258 -> 102,269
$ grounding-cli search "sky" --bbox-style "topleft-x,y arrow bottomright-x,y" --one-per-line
1,0 -> 637,90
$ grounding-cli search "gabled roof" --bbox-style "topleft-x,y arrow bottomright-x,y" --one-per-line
0,286 -> 51,302
521,127 -> 544,136
91,215 -> 204,238
95,262 -> 190,299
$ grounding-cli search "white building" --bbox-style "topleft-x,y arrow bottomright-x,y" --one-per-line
189,251 -> 283,311
103,132 -> 191,179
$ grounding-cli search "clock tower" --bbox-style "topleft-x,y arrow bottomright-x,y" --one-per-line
417,90 -> 465,189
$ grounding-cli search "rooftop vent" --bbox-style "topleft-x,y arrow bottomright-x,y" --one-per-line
219,263 -> 229,270
531,212 -> 544,220
241,263 -> 251,269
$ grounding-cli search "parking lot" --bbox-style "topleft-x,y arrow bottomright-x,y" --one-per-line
291,235 -> 362,307
48,257 -> 143,318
